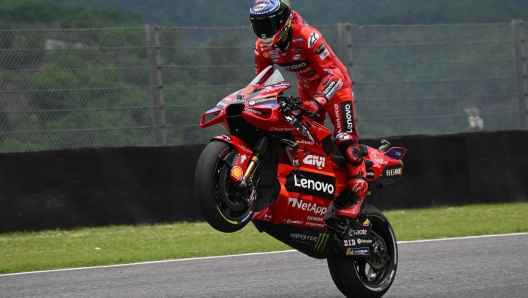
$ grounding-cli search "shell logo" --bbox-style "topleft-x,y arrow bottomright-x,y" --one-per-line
231,166 -> 244,180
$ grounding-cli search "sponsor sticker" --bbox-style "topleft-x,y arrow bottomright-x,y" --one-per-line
385,167 -> 403,177
231,166 -> 243,180
357,238 -> 372,245
346,247 -> 370,256
314,233 -> 329,253
319,49 -> 330,60
348,229 -> 368,236
297,139 -> 315,145
305,222 -> 325,228
244,107 -> 263,115
254,3 -> 270,12
340,101 -> 354,134
303,154 -> 325,168
249,97 -> 276,106
286,171 -> 335,199
308,32 -> 319,48
290,233 -> 317,243
288,197 -> 328,216
344,239 -> 356,247
279,61 -> 310,71
315,43 -> 326,54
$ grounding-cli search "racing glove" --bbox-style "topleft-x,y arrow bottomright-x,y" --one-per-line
302,100 -> 320,113
302,96 -> 327,113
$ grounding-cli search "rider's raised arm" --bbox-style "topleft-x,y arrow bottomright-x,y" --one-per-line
254,39 -> 274,83
300,27 -> 349,109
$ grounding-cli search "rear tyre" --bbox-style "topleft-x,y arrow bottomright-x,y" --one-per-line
327,205 -> 398,298
195,140 -> 254,233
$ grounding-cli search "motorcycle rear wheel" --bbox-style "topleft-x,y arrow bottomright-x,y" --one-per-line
327,205 -> 398,298
195,140 -> 254,233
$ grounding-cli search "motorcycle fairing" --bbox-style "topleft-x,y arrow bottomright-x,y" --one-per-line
361,145 -> 404,185
211,135 -> 254,183
385,147 -> 407,160
252,217 -> 333,259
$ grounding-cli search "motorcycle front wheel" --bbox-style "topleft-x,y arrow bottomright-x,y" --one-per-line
327,205 -> 398,298
194,140 -> 254,233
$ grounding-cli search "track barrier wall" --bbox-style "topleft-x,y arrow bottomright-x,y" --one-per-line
0,130 -> 527,233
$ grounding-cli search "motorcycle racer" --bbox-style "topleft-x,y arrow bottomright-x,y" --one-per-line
250,0 -> 368,222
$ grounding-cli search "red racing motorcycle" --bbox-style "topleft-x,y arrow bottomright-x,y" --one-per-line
195,66 -> 407,298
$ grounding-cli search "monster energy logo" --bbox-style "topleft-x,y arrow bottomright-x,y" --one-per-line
314,233 -> 329,253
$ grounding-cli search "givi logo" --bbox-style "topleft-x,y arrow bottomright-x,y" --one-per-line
303,155 -> 325,167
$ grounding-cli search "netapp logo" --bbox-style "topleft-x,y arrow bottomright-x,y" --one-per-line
286,171 -> 336,199
288,198 -> 328,216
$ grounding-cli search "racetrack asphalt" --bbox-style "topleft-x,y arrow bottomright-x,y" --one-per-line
1,233 -> 527,298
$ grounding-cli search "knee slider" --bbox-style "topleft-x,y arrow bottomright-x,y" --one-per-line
336,134 -> 363,165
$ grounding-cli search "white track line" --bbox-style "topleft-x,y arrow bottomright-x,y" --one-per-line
2,232 -> 527,277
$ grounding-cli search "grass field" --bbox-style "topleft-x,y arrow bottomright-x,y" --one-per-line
1,202 -> 527,274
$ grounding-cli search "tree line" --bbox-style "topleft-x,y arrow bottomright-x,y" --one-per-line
46,0 -> 528,27
0,0 -> 143,29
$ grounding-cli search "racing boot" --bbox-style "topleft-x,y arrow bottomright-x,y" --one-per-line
336,176 -> 368,222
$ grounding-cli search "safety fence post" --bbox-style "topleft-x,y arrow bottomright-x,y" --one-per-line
337,23 -> 354,82
145,24 -> 167,145
512,19 -> 528,130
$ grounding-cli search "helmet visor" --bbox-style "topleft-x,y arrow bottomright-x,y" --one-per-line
251,15 -> 285,39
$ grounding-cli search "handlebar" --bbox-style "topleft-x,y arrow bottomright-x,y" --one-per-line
278,96 -> 320,119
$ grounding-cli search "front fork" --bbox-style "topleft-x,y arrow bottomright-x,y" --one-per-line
213,135 -> 268,205
239,136 -> 268,187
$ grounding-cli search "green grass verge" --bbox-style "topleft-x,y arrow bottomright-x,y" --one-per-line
1,202 -> 527,274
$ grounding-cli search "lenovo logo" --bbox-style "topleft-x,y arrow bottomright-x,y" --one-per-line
279,61 -> 310,71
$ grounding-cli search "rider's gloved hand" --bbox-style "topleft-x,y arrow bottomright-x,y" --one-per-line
302,100 -> 320,113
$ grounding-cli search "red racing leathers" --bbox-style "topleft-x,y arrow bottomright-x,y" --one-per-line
254,11 -> 368,219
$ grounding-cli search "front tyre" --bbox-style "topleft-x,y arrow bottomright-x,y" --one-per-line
327,205 -> 398,298
195,140 -> 254,233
